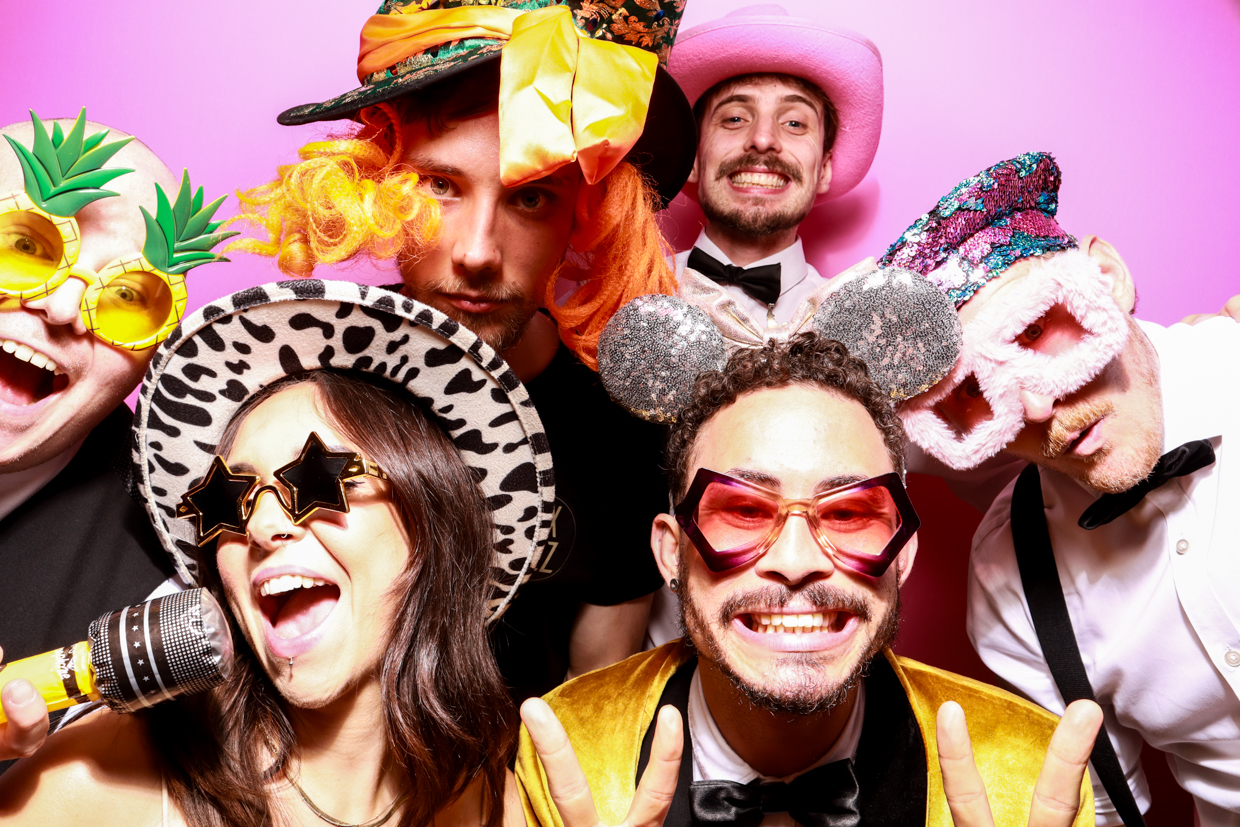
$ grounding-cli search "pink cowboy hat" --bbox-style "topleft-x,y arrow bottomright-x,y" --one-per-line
669,4 -> 883,203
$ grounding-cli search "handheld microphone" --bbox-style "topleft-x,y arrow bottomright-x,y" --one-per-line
0,588 -> 233,722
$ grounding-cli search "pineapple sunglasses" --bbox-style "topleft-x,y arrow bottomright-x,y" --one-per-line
0,110 -> 235,351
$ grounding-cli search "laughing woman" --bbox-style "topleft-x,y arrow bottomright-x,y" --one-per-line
0,282 -> 554,827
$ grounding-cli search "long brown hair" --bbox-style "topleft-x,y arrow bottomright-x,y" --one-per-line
143,370 -> 515,827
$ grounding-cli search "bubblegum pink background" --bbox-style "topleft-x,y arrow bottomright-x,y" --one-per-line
4,2 -> 1233,820
4,0 -> 1236,322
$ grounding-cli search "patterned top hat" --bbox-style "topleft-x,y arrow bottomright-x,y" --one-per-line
277,0 -> 696,207
133,280 -> 555,623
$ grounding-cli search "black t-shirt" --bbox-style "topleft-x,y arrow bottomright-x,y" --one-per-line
0,405 -> 173,661
490,344 -> 667,703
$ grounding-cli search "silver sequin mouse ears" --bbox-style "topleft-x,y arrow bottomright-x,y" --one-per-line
597,266 -> 963,422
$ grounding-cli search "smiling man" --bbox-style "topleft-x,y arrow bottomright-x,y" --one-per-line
235,0 -> 698,702
516,334 -> 1099,827
0,110 -> 233,763
666,5 -> 883,336
885,153 -> 1240,826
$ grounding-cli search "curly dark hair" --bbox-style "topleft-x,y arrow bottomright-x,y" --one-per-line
665,334 -> 907,500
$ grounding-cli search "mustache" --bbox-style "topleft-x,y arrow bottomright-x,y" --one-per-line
407,278 -> 528,306
715,153 -> 803,185
716,584 -> 872,627
1042,399 -> 1115,459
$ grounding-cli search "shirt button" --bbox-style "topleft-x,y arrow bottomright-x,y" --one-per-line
1226,651 -> 1240,668
1176,539 -> 1190,554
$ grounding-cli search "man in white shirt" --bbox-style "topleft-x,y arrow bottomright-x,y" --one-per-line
0,110 -> 232,763
666,5 -> 883,339
884,152 -> 1240,825
516,333 -> 1100,827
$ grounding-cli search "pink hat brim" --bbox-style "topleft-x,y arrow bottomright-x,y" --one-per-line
669,11 -> 883,204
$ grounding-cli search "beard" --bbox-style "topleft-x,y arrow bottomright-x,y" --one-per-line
1039,338 -> 1164,494
400,276 -> 538,353
679,565 -> 902,716
698,153 -> 817,240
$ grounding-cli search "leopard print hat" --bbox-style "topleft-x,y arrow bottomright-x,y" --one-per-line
132,279 -> 554,623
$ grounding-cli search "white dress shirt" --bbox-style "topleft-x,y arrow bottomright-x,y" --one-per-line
673,230 -> 827,327
968,318 -> 1240,826
687,669 -> 865,827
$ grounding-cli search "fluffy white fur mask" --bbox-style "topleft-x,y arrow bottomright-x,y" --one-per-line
900,249 -> 1130,470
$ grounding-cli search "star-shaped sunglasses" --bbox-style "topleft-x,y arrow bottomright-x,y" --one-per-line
176,432 -> 388,546
674,469 -> 920,577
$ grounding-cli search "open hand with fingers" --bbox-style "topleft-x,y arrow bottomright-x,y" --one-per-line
0,646 -> 51,762
938,699 -> 1103,827
519,698 -> 682,827
1181,294 -> 1240,325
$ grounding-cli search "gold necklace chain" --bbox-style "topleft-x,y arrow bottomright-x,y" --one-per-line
289,775 -> 408,827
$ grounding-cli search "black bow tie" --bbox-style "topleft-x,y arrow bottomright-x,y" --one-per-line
1078,439 -> 1216,530
689,759 -> 861,827
687,247 -> 782,306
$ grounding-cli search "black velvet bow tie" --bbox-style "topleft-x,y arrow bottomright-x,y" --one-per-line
689,759 -> 861,827
687,247 -> 782,306
1078,439 -> 1216,529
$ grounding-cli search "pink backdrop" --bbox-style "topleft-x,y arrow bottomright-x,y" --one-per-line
4,0 -> 1237,322
4,1 -> 1233,821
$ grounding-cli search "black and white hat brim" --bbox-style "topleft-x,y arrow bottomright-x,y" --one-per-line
133,279 -> 554,623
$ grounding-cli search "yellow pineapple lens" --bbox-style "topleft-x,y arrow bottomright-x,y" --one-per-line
95,271 -> 174,342
0,210 -> 64,291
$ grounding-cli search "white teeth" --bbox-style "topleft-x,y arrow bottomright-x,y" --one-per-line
259,574 -> 330,597
754,611 -> 840,634
0,339 -> 59,375
730,171 -> 788,189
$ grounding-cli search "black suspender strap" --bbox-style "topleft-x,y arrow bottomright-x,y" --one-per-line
1011,463 -> 1148,827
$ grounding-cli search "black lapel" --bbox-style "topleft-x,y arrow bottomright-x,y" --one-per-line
639,655 -> 927,827
853,655 -> 928,824
636,657 -> 697,827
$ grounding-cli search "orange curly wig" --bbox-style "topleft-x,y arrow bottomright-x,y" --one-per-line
233,68 -> 676,369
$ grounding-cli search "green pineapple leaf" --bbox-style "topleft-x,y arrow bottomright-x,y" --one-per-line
141,170 -> 239,276
3,109 -> 134,217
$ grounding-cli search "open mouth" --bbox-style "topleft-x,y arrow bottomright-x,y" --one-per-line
729,171 -> 789,190
742,611 -> 850,634
258,574 -> 340,643
0,338 -> 68,406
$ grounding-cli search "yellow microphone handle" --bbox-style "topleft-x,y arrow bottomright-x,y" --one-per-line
0,641 -> 99,723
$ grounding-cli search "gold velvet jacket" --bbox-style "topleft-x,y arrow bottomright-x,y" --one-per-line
516,641 -> 1093,827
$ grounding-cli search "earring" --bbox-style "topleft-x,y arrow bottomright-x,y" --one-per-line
669,578 -> 681,593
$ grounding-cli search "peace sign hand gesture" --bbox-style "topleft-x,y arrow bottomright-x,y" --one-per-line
937,699 -> 1103,827
519,698 -> 682,827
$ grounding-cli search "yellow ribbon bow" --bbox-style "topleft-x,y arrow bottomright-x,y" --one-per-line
357,4 -> 658,187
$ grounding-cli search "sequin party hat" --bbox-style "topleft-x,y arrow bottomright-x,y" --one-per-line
878,152 -> 1077,307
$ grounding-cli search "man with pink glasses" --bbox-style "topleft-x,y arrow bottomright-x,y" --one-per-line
885,153 -> 1240,826
517,334 -> 1100,827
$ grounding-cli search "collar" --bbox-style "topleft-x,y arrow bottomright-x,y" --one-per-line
690,229 -> 810,289
687,669 -> 865,785
637,652 -> 926,827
